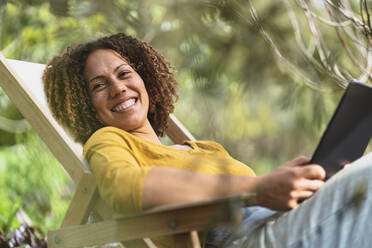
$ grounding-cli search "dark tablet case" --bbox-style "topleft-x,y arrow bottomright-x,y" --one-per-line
310,81 -> 372,180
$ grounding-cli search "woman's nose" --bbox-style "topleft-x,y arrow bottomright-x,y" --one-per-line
110,80 -> 127,97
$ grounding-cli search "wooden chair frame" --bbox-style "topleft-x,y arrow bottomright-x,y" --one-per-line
0,53 -> 253,248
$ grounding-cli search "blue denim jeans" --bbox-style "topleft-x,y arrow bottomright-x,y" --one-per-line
206,152 -> 372,248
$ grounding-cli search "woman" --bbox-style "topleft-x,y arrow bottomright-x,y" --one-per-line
43,33 -> 372,247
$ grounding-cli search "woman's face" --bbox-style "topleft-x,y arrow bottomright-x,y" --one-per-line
84,49 -> 150,134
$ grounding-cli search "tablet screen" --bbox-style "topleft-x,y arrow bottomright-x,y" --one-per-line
310,81 -> 372,180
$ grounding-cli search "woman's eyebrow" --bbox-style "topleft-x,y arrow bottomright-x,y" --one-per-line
89,63 -> 128,83
114,63 -> 128,73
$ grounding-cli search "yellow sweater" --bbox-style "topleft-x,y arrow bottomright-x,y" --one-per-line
83,126 -> 256,247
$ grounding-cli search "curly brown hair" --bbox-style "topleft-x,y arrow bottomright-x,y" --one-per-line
42,33 -> 178,144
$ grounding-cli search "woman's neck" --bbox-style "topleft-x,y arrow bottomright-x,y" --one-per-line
129,120 -> 162,145
132,130 -> 161,144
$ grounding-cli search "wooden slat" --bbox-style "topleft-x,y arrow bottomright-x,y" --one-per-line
61,173 -> 98,227
167,114 -> 196,143
0,54 -> 89,184
48,194 -> 253,248
190,231 -> 201,248
143,238 -> 157,248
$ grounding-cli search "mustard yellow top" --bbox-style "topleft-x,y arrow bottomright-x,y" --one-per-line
83,126 -> 256,247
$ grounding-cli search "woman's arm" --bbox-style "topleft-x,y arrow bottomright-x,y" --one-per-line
142,156 -> 326,211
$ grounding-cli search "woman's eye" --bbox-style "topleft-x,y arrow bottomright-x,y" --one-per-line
92,82 -> 105,90
118,71 -> 130,78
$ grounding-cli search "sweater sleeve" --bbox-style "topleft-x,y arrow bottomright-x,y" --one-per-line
83,128 -> 152,214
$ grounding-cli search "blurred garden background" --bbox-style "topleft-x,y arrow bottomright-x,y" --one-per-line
0,0 -> 372,240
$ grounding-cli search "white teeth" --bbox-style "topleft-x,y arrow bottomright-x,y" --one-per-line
113,99 -> 136,112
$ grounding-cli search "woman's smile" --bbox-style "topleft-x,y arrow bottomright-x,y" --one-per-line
112,98 -> 137,112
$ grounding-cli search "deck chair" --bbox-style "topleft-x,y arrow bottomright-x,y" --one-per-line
0,53 -> 254,248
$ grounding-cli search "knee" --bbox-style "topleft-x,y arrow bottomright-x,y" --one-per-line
336,153 -> 372,181
335,154 -> 372,206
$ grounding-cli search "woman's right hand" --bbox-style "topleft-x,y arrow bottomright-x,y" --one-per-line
254,156 -> 326,211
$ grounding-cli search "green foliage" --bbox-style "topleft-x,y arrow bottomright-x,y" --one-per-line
0,208 -> 19,235
0,0 -> 369,233
0,130 -> 71,231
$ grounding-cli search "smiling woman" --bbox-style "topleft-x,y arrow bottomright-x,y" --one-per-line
84,49 -> 154,142
42,33 -> 372,248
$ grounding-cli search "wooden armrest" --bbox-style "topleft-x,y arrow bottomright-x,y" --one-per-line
121,193 -> 255,220
48,193 -> 255,248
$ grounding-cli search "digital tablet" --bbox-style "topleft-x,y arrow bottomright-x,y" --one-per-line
310,81 -> 372,180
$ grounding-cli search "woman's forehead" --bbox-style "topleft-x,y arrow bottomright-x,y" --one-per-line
84,49 -> 130,80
